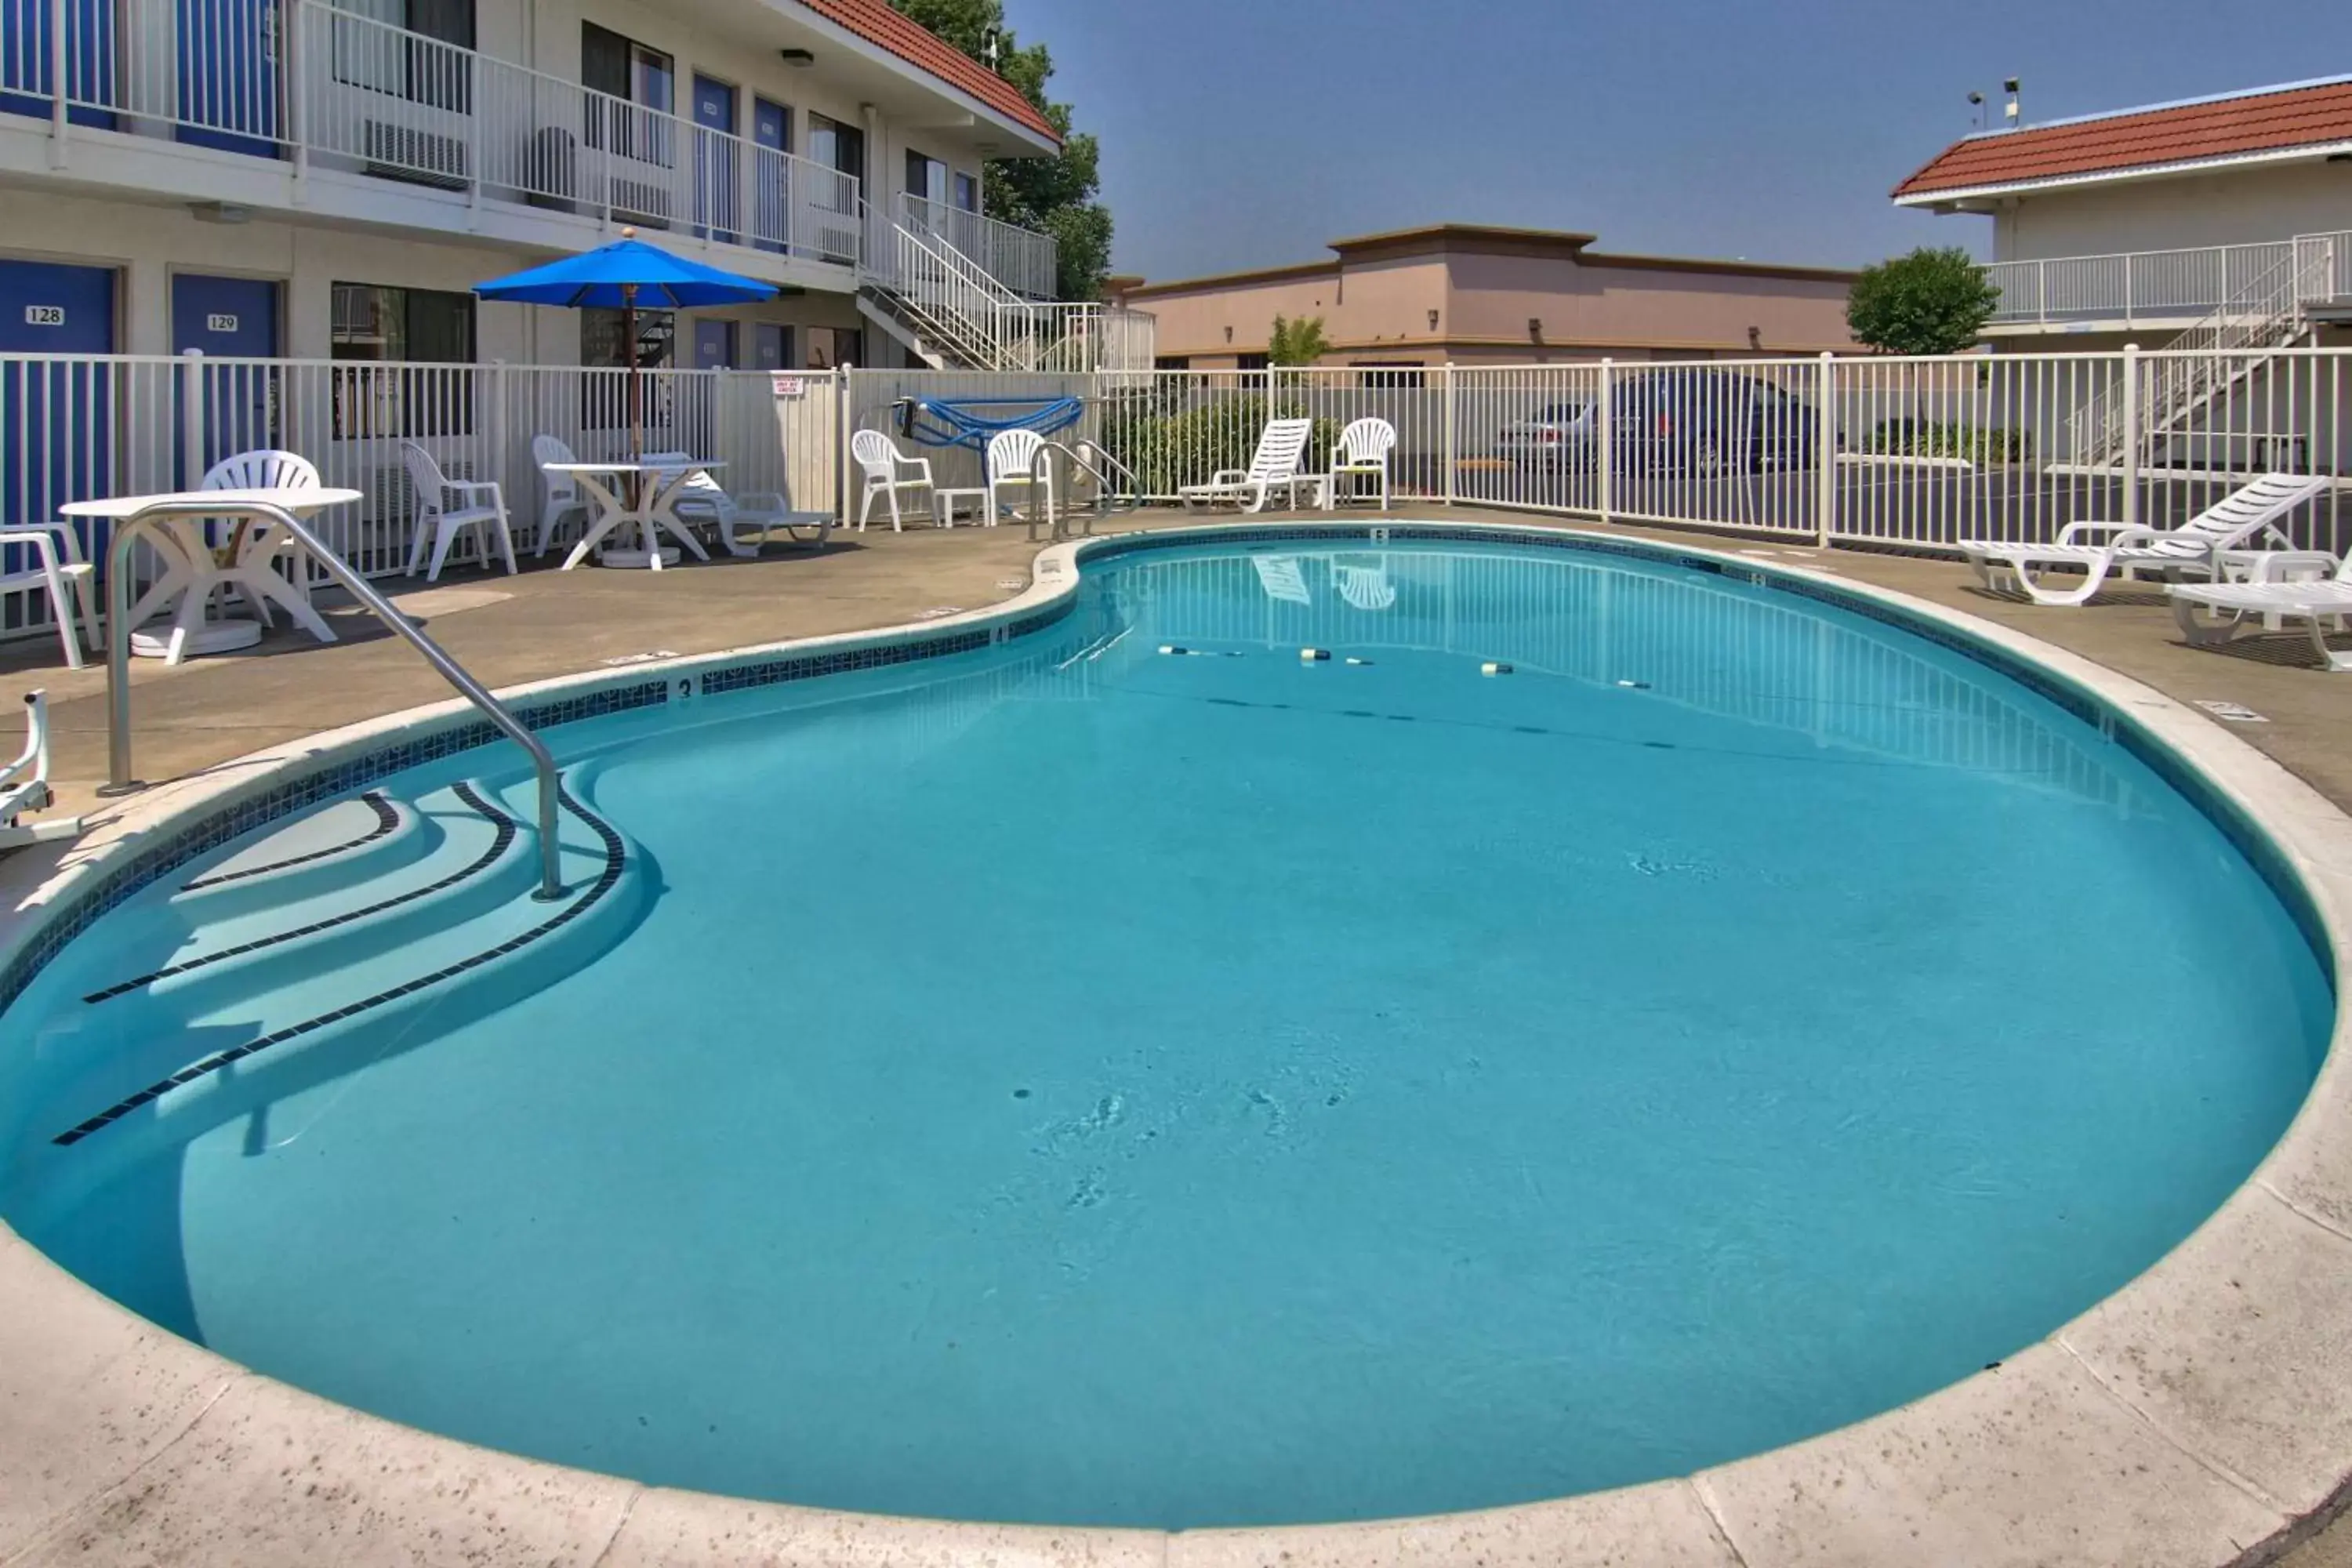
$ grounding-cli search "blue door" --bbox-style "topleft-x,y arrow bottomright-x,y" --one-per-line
0,0 -> 118,129
692,75 -> 738,245
0,262 -> 115,579
172,275 -> 281,480
751,97 -> 789,252
176,0 -> 280,157
692,319 -> 737,370
752,323 -> 787,372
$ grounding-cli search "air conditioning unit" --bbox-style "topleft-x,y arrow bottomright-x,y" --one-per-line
608,178 -> 671,226
363,119 -> 468,190
817,223 -> 859,265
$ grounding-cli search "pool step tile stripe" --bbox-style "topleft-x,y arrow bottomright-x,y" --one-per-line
179,793 -> 403,892
81,784 -> 517,1006
52,789 -> 629,1149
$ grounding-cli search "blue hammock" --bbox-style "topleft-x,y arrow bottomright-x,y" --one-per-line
898,396 -> 1085,452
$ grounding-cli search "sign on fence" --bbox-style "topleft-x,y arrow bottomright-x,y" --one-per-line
771,375 -> 810,398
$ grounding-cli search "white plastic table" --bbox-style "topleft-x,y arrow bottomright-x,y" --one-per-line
933,487 -> 992,528
61,488 -> 363,664
541,460 -> 727,570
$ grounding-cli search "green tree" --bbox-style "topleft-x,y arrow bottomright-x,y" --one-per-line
1268,315 -> 1331,365
1845,247 -> 1998,355
886,0 -> 1114,300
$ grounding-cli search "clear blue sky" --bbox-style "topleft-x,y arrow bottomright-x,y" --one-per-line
1000,0 -> 2352,281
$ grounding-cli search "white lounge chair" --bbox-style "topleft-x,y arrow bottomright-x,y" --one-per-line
0,691 -> 79,847
2172,550 -> 2352,671
644,452 -> 835,555
1251,555 -> 1312,605
401,443 -> 518,583
0,524 -> 96,670
532,434 -> 593,558
851,430 -> 935,532
1327,418 -> 1397,510
1180,418 -> 1326,514
1957,474 -> 2328,607
986,428 -> 1052,528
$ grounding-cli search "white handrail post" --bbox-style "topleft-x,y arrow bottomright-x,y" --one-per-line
1443,362 -> 1459,507
487,358 -> 508,499
836,365 -> 854,524
2120,342 -> 2140,531
288,0 -> 309,198
1815,351 -> 1836,549
1596,358 -> 1613,524
180,349 -> 206,483
47,0 -> 68,165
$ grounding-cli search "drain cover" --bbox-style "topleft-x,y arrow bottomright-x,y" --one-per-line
2195,700 -> 2269,724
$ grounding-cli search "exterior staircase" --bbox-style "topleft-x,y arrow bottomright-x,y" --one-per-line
855,202 -> 1153,374
2067,235 -> 2338,473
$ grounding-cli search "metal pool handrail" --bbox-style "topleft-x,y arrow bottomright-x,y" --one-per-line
103,499 -> 568,901
1024,440 -> 1139,542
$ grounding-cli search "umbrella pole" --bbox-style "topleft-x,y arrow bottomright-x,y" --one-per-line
623,283 -> 641,465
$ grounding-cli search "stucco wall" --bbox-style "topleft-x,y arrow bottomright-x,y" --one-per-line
1991,162 -> 2352,260
1127,247 -> 1856,363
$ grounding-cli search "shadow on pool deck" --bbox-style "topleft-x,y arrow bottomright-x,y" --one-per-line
2,503 -> 2350,1566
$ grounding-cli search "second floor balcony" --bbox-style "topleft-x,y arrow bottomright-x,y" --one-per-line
1985,232 -> 2352,331
0,0 -> 1062,299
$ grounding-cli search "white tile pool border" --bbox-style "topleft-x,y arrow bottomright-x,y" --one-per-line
2,517 -> 2349,1567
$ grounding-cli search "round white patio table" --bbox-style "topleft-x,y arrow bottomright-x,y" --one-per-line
61,488 -> 364,665
541,460 -> 727,571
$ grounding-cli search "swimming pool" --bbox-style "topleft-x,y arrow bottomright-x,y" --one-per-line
0,529 -> 2333,1534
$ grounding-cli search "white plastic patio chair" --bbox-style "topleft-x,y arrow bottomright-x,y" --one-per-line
1179,418 -> 1326,514
1332,554 -> 1398,611
2172,548 -> 2352,672
401,443 -> 518,583
986,428 -> 1053,528
1956,474 -> 2328,606
851,430 -> 936,532
533,434 -> 593,558
1327,418 -> 1397,510
644,452 -> 835,555
0,525 -> 96,670
194,448 -> 333,630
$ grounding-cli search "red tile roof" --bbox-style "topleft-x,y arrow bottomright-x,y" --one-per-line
796,0 -> 1061,146
1894,77 -> 2352,199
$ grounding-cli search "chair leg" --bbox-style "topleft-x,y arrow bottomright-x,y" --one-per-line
495,513 -> 519,576
41,564 -> 84,671
405,509 -> 433,577
858,487 -> 875,532
887,489 -> 902,533
426,523 -> 456,583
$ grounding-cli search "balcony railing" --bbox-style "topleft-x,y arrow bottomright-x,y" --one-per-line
2,0 -> 866,272
1986,234 -> 2350,326
899,192 -> 1058,299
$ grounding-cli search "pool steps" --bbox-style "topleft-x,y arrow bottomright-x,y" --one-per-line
16,769 -> 648,1177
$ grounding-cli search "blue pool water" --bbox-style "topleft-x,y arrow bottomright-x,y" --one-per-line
0,539 -> 2332,1529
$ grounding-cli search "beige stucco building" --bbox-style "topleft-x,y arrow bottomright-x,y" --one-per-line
1109,225 -> 1861,369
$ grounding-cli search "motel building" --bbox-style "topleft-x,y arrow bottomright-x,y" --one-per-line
0,0 -> 1127,386
1109,225 -> 1862,373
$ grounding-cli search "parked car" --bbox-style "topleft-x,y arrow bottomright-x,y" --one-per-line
1497,369 -> 1823,473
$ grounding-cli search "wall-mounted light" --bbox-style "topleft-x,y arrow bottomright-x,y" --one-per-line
1224,326 -> 1233,343
1527,317 -> 1544,344
191,201 -> 250,224
1748,325 -> 1762,351
779,48 -> 815,67
1427,309 -> 1440,332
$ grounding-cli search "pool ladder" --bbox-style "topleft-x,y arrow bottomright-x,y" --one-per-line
1022,441 -> 1143,543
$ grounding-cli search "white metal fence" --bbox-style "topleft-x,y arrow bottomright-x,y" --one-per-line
3,347 -> 2347,641
1985,231 -> 2352,325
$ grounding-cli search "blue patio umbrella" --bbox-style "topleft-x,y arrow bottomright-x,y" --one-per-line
474,228 -> 777,457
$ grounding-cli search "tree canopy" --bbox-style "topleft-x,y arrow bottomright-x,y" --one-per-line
1846,248 -> 1998,355
1268,315 -> 1331,366
886,0 -> 1114,300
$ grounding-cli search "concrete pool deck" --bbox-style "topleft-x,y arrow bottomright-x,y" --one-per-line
1,506 -> 2350,1567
